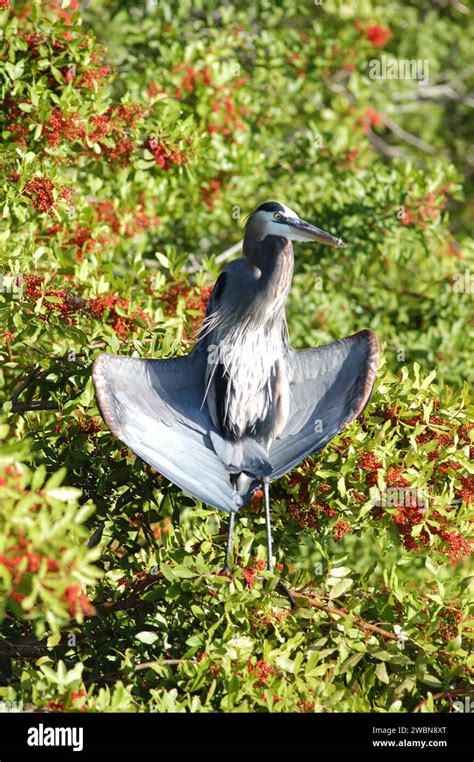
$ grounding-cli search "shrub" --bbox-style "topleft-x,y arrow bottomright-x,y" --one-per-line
0,0 -> 472,713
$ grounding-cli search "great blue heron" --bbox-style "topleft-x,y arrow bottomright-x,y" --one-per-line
93,201 -> 380,601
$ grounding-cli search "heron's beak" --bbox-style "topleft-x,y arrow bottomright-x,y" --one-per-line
287,217 -> 346,248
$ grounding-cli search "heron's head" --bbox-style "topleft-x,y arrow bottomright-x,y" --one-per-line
244,201 -> 346,249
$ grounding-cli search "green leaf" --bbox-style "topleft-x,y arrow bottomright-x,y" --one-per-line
159,563 -> 175,582
339,653 -> 364,674
136,631 -> 159,644
375,662 -> 389,684
329,577 -> 353,599
419,673 -> 443,689
46,487 -> 81,502
173,567 -> 198,578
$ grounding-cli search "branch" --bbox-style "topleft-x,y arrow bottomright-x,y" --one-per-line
0,636 -> 47,658
146,240 -> 243,275
412,688 -> 472,713
93,575 -> 162,616
10,346 -> 102,414
294,591 -> 400,643
382,115 -> 439,155
215,240 -> 242,265
11,368 -> 41,404
187,240 -> 243,273
11,367 -> 59,413
393,84 -> 474,108
366,129 -> 419,163
11,401 -> 59,413
295,590 -> 474,679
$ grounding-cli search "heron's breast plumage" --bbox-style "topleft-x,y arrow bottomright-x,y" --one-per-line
201,242 -> 293,447
205,320 -> 290,443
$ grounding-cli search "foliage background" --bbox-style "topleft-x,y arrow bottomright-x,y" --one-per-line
0,0 -> 472,713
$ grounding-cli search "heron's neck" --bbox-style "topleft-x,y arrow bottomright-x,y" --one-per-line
245,235 -> 294,317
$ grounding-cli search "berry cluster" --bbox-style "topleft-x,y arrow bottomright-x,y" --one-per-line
199,177 -> 223,209
173,63 -> 213,98
63,584 -> 96,619
333,518 -> 353,543
24,275 -> 86,325
365,25 -> 393,48
357,451 -> 382,486
296,698 -> 316,712
247,659 -> 273,686
0,529 -> 60,606
148,62 -> 249,148
24,275 -> 147,336
144,136 -> 187,170
398,185 -> 451,228
242,558 -> 266,587
2,94 -> 29,147
160,281 -> 212,333
436,604 -> 464,642
23,177 -> 71,217
360,108 -> 384,133
88,106 -> 142,165
88,293 -> 147,338
78,64 -> 112,90
46,107 -> 86,148
207,93 -> 248,139
253,607 -> 290,630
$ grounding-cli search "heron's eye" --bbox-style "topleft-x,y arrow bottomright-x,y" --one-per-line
274,212 -> 282,220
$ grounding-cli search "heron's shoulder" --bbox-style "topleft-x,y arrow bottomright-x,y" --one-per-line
204,258 -> 258,324
221,257 -> 258,283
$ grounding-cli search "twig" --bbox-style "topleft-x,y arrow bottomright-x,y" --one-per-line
295,590 -> 474,678
83,658 -> 196,687
381,115 -> 439,155
11,401 -> 59,413
11,367 -> 60,413
215,240 -> 242,265
366,129 -> 418,163
412,688 -> 472,713
393,83 -> 474,107
93,575 -> 162,616
135,659 -> 194,670
294,591 -> 400,642
11,368 -> 41,404
0,636 -> 48,658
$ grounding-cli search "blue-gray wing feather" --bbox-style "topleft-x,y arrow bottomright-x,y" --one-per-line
269,329 -> 380,479
92,347 -> 243,513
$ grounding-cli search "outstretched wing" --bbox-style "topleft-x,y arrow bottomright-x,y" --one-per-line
269,329 -> 380,479
92,347 -> 244,513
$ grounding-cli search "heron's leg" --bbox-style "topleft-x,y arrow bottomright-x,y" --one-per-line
263,478 -> 274,572
223,511 -> 236,573
263,478 -> 295,608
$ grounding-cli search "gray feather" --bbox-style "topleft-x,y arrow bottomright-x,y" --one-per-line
93,347 -> 253,513
269,330 -> 380,479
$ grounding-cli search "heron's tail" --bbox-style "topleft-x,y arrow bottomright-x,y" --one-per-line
209,431 -> 273,479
